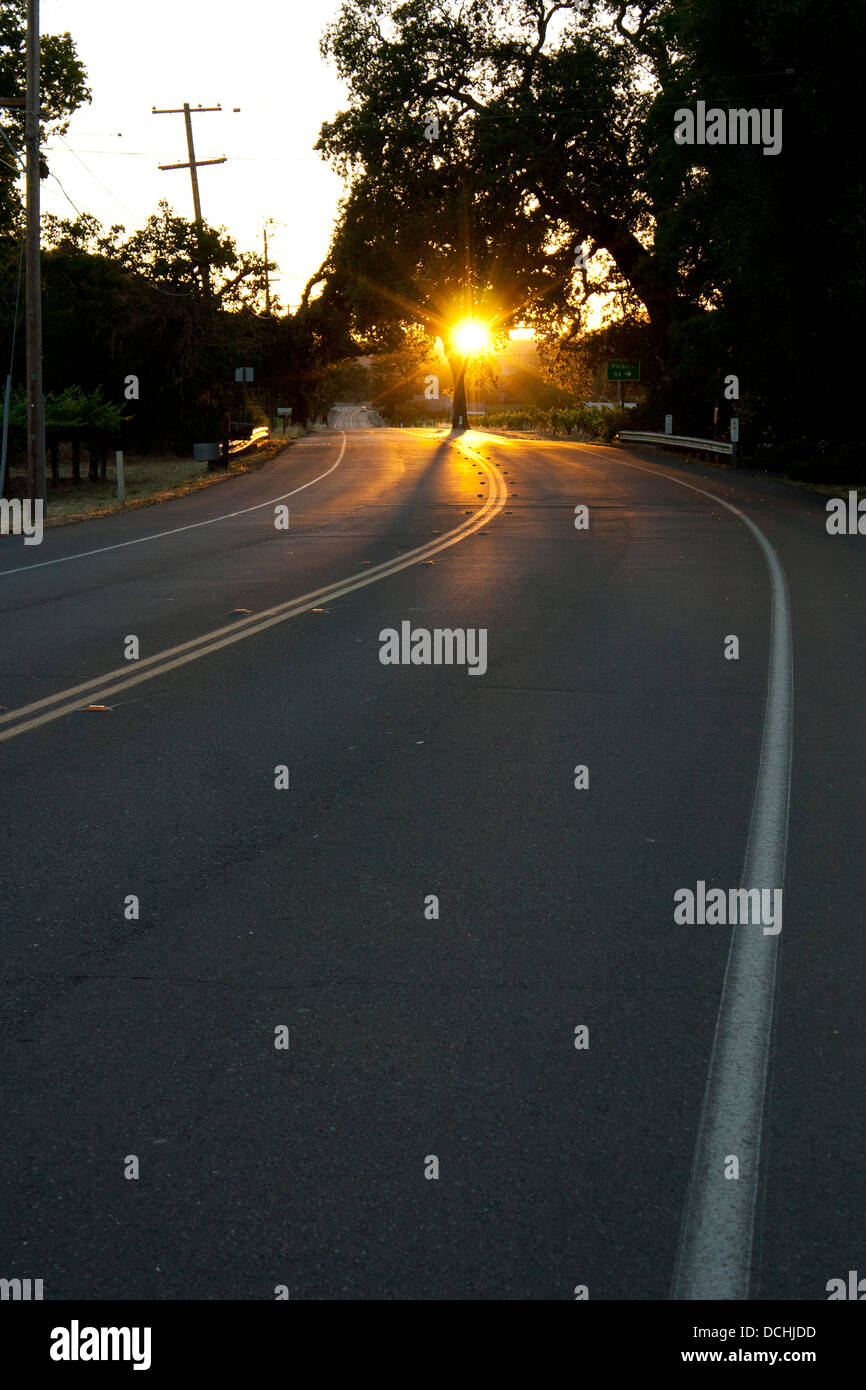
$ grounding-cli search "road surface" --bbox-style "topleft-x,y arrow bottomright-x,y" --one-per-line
0,421 -> 862,1299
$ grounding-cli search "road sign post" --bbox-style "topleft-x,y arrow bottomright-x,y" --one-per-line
665,414 -> 673,435
607,361 -> 640,408
235,366 -> 253,420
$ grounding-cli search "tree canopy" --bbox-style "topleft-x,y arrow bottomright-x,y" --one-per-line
312,0 -> 861,457
0,0 -> 90,234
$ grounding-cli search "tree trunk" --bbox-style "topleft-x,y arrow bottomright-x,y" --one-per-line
450,354 -> 468,430
71,436 -> 81,483
88,436 -> 98,483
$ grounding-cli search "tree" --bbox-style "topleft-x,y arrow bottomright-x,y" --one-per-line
0,0 -> 90,234
314,0 -> 860,462
326,357 -> 372,404
656,0 -> 865,455
314,0 -> 678,425
368,328 -> 437,419
114,202 -> 269,310
24,208 -> 277,452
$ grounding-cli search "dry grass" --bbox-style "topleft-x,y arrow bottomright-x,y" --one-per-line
29,440 -> 293,528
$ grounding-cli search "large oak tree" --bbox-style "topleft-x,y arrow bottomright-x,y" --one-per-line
313,0 -> 861,458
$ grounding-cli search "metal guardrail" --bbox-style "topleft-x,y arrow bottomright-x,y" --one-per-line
228,426 -> 269,456
618,430 -> 733,457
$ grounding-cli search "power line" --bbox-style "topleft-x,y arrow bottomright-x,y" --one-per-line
47,169 -> 82,216
0,122 -> 24,169
55,133 -> 138,216
49,146 -> 323,162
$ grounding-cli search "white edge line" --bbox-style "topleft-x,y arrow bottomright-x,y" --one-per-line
597,450 -> 793,1301
0,433 -> 348,578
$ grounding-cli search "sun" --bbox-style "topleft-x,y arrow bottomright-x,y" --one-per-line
452,319 -> 491,355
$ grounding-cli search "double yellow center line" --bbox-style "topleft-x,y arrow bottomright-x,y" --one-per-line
0,439 -> 505,745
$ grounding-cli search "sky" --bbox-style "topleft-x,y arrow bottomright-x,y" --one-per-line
38,0 -> 350,310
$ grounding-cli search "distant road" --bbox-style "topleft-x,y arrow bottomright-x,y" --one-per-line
328,402 -> 376,431
0,426 -> 862,1299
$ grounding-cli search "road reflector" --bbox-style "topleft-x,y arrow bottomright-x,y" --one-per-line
85,704 -> 109,711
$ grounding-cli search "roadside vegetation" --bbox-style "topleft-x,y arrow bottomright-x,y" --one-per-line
477,406 -> 630,443
309,0 -> 862,480
2,0 -> 862,503
41,436 -> 294,526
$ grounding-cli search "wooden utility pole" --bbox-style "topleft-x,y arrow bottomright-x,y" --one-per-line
263,224 -> 270,315
0,97 -> 26,502
152,103 -> 226,296
25,0 -> 45,503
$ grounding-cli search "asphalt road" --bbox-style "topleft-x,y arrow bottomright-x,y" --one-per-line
0,422 -> 862,1300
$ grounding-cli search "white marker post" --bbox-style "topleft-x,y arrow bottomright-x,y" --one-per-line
115,450 -> 125,503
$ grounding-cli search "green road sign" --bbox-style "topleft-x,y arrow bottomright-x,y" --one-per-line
606,360 -> 640,381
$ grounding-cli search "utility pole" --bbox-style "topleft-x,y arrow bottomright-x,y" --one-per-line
0,9 -> 47,507
0,95 -> 25,501
263,224 -> 270,316
262,218 -> 282,316
25,0 -> 45,503
152,102 -> 226,296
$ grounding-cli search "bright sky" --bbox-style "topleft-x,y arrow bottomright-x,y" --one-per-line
38,0 -> 349,309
